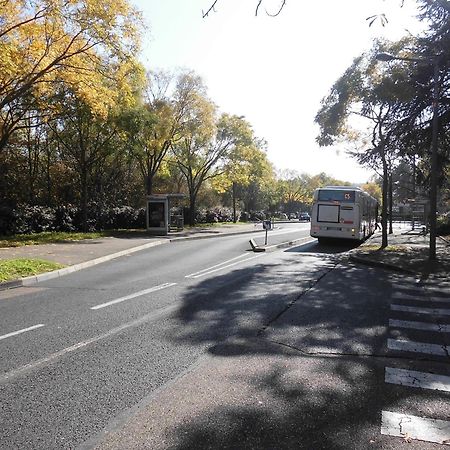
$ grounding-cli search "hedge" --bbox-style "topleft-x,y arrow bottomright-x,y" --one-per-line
0,204 -> 251,235
0,204 -> 146,235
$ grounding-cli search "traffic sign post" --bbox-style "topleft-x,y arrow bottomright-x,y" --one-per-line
263,220 -> 272,245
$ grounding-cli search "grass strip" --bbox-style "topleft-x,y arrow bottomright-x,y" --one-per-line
0,259 -> 65,282
0,231 -> 110,248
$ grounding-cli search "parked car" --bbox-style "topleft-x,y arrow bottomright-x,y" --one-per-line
299,212 -> 311,222
288,213 -> 297,220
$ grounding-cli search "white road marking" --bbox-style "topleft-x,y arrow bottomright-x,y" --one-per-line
392,292 -> 450,304
381,410 -> 450,445
0,324 -> 45,341
385,367 -> 450,392
389,319 -> 450,332
387,338 -> 449,357
0,304 -> 178,383
90,283 -> 177,310
391,304 -> 450,316
185,254 -> 264,279
184,253 -> 248,278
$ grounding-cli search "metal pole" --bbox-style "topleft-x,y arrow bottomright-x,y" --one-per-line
429,58 -> 439,261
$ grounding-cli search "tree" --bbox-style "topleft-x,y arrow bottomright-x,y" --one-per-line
315,41 -> 413,247
361,181 -> 382,204
172,78 -> 255,224
49,91 -> 122,231
0,0 -> 143,152
212,129 -> 265,222
276,170 -> 310,214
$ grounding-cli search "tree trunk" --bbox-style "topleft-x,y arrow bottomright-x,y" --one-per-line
389,172 -> 393,234
188,193 -> 196,226
146,174 -> 153,196
80,165 -> 88,232
45,145 -> 52,206
381,150 -> 389,248
232,182 -> 237,223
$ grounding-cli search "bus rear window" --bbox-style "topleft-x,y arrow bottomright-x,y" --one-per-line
318,190 -> 355,203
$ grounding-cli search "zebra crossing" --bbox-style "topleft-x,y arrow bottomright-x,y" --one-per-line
381,278 -> 450,446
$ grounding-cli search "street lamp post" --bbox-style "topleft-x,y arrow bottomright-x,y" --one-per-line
376,52 -> 440,261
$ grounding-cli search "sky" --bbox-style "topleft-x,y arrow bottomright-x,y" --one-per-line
130,0 -> 424,184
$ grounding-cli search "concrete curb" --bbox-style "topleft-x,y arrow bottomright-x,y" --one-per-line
1,240 -> 169,290
263,236 -> 316,252
168,227 -> 266,242
0,228 -> 269,290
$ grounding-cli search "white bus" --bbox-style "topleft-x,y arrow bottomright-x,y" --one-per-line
310,186 -> 378,243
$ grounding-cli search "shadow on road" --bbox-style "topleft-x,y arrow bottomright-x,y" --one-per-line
286,239 -> 361,254
159,250 -> 444,449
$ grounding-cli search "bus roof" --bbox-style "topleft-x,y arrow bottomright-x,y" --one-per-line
320,186 -> 362,190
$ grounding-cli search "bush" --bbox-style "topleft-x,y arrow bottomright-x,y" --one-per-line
0,206 -> 14,235
249,211 -> 266,221
437,212 -> 450,235
0,203 -> 147,235
54,205 -> 77,232
12,205 -> 56,234
193,207 -> 237,224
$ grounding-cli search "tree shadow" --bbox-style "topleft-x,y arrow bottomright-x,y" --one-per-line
286,240 -> 361,254
163,249 -> 447,449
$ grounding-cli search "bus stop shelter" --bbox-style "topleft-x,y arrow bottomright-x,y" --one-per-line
146,194 -> 186,235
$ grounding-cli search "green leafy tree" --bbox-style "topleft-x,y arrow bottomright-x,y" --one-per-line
315,41 -> 412,247
212,128 -> 265,222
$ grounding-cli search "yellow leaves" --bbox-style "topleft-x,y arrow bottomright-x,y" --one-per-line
1,0 -> 143,115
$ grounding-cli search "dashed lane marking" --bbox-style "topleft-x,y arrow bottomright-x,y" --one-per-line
90,283 -> 177,310
0,304 -> 178,383
387,338 -> 449,357
0,324 -> 45,341
381,411 -> 450,445
184,253 -> 248,278
385,367 -> 450,392
391,304 -> 450,316
389,319 -> 450,332
185,254 -> 264,279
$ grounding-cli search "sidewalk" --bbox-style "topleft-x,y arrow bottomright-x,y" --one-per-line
349,227 -> 450,280
0,223 -> 266,289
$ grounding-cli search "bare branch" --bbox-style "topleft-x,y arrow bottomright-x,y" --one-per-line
203,0 -> 287,18
202,0 -> 219,18
265,0 -> 286,17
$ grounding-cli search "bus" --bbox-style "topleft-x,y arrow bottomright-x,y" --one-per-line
310,186 -> 378,243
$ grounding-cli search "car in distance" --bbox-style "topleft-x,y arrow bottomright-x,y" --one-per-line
299,212 -> 311,222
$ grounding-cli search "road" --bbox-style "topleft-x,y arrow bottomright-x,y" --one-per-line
0,222 -> 317,448
1,223 -> 448,449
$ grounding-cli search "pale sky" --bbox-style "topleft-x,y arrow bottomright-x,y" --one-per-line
131,0 -> 424,184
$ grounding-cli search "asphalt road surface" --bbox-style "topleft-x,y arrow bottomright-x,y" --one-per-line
1,224 -> 448,449
1,223 -> 318,448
